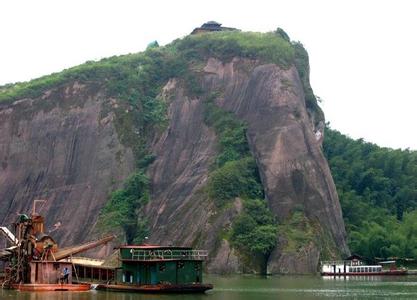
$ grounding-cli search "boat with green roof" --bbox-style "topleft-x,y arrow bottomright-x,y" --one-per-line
72,244 -> 213,293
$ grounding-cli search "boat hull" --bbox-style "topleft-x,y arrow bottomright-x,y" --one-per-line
11,283 -> 91,291
321,270 -> 408,276
96,283 -> 213,293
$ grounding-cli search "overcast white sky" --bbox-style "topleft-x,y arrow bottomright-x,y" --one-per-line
1,0 -> 416,150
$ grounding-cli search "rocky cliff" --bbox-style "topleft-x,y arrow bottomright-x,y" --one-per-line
0,83 -> 134,245
0,28 -> 349,273
146,56 -> 349,273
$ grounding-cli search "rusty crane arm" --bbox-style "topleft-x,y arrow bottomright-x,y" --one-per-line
53,235 -> 115,261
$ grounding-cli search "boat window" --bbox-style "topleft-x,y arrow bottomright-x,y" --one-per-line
349,267 -> 352,272
365,267 -> 369,272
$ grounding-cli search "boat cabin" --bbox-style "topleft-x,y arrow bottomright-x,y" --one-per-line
29,261 -> 73,284
321,255 -> 376,275
321,260 -> 383,275
71,257 -> 115,283
116,245 -> 207,285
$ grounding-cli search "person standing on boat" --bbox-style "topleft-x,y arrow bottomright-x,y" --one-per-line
61,267 -> 70,283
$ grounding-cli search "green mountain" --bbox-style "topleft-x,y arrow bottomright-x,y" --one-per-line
324,127 -> 417,259
0,26 -> 348,274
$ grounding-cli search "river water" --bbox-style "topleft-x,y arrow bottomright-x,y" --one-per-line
2,275 -> 417,300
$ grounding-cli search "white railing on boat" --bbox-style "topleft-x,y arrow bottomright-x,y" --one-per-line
321,260 -> 365,267
128,249 -> 208,261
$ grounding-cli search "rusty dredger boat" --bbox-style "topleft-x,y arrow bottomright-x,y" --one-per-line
0,200 -> 113,291
0,200 -> 213,293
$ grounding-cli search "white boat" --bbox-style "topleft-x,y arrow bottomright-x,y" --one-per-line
321,255 -> 407,276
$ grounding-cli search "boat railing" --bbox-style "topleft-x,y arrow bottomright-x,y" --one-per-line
128,249 -> 208,261
321,260 -> 364,267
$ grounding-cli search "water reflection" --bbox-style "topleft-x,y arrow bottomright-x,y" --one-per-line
322,275 -> 384,281
0,290 -> 210,300
2,275 -> 417,299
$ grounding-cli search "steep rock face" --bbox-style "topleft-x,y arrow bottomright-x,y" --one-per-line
144,81 -> 244,272
0,82 -> 134,246
145,81 -> 217,244
206,58 -> 349,271
145,57 -> 349,273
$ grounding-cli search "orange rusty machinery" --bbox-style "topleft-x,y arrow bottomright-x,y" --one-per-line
0,201 -> 114,286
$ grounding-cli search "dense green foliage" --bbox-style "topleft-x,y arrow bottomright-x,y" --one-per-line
100,172 -> 149,244
173,31 -> 294,68
0,48 -> 186,105
207,158 -> 263,206
348,211 -> 417,259
204,98 -> 264,205
204,100 -> 249,166
231,200 -> 277,256
274,28 -> 291,42
0,30 -> 294,104
324,127 -> 417,258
